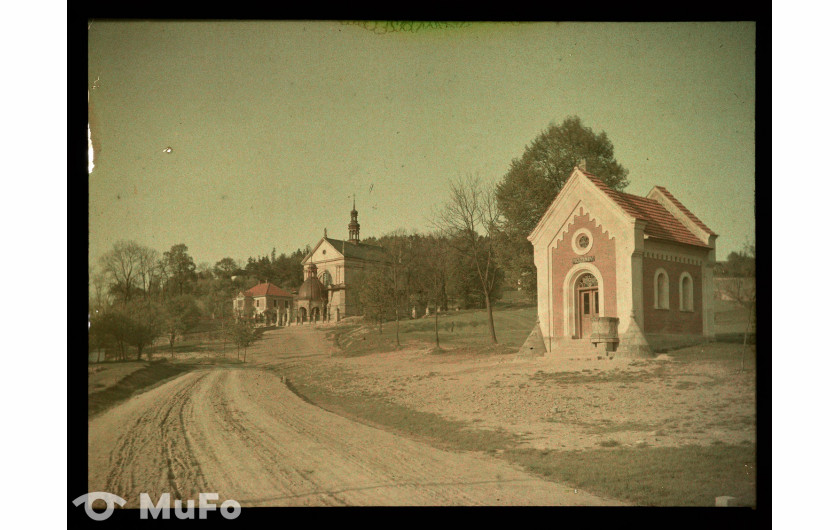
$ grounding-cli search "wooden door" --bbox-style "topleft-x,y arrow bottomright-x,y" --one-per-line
574,273 -> 600,339
575,291 -> 599,339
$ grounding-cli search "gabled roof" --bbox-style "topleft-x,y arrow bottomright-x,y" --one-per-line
578,170 -> 712,248
244,282 -> 293,298
303,237 -> 387,264
651,185 -> 717,236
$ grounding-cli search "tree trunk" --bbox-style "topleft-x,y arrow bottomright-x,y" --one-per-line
485,292 -> 498,344
396,308 -> 400,347
243,348 -> 247,363
434,306 -> 440,349
740,303 -> 753,373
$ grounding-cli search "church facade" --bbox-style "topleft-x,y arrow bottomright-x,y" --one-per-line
528,167 -> 717,355
294,202 -> 386,323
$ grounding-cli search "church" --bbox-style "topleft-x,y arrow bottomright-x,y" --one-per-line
527,166 -> 717,356
293,200 -> 387,323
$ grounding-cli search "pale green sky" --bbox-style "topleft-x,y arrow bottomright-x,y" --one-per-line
88,21 -> 755,267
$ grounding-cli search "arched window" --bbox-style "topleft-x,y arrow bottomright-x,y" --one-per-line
654,269 -> 669,309
320,270 -> 332,288
679,272 -> 694,311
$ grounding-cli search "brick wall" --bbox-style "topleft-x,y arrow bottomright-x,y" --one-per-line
551,208 -> 617,338
643,256 -> 703,334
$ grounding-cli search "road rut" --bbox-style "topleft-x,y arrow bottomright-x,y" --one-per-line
89,366 -> 624,506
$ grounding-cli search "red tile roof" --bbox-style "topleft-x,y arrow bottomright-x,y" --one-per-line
651,186 -> 717,236
244,282 -> 293,298
580,170 -> 711,248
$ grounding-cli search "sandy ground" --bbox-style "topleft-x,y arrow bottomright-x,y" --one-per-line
252,325 -> 756,453
89,329 -> 626,506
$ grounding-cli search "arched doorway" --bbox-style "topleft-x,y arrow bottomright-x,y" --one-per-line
312,307 -> 320,323
299,307 -> 307,323
574,273 -> 599,339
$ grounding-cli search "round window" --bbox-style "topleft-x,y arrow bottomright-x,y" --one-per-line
578,235 -> 590,249
571,228 -> 594,255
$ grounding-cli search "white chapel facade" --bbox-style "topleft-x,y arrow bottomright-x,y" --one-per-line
294,201 -> 386,323
528,167 -> 717,354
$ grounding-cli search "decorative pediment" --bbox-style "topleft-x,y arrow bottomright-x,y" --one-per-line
302,238 -> 344,264
529,169 -> 632,250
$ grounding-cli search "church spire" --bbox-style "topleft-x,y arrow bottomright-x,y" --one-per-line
348,194 -> 360,243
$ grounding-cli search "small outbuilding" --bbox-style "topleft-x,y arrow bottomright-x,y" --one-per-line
527,167 -> 717,355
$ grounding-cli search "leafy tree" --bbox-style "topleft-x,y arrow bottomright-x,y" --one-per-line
724,245 -> 756,278
196,262 -> 214,281
495,116 -> 629,295
162,295 -> 201,357
356,267 -> 392,334
720,242 -> 756,372
213,257 -> 240,279
227,319 -> 256,362
123,300 -> 162,361
435,174 -> 503,344
162,243 -> 197,296
96,310 -> 132,361
88,312 -> 115,363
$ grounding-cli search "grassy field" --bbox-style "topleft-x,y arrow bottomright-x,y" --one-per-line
329,302 -> 537,356
278,371 -> 518,453
88,361 -> 194,417
507,443 -> 756,506
331,300 -> 754,356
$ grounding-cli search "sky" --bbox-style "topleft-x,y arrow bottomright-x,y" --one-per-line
87,20 -> 755,268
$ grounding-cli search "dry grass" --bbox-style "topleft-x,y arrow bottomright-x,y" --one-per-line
88,361 -> 194,417
328,304 -> 537,356
279,372 -> 518,453
507,443 -> 757,506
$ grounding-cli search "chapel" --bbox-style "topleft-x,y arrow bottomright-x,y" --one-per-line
294,200 -> 386,323
527,166 -> 717,356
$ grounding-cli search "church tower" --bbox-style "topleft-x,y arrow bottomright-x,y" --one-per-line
348,196 -> 360,243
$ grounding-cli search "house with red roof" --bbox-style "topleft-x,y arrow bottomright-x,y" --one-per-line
527,167 -> 717,356
233,281 -> 295,325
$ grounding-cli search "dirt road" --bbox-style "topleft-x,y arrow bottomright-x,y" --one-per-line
89,327 -> 625,506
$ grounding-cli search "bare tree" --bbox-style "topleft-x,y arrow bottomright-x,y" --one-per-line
99,240 -> 146,304
718,243 -> 756,372
434,174 -> 503,344
137,247 -> 160,300
89,265 -> 111,316
422,232 -> 449,350
378,229 -> 414,347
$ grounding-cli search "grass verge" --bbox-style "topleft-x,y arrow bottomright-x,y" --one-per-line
280,374 -> 516,453
88,361 -> 194,417
505,443 -> 756,506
